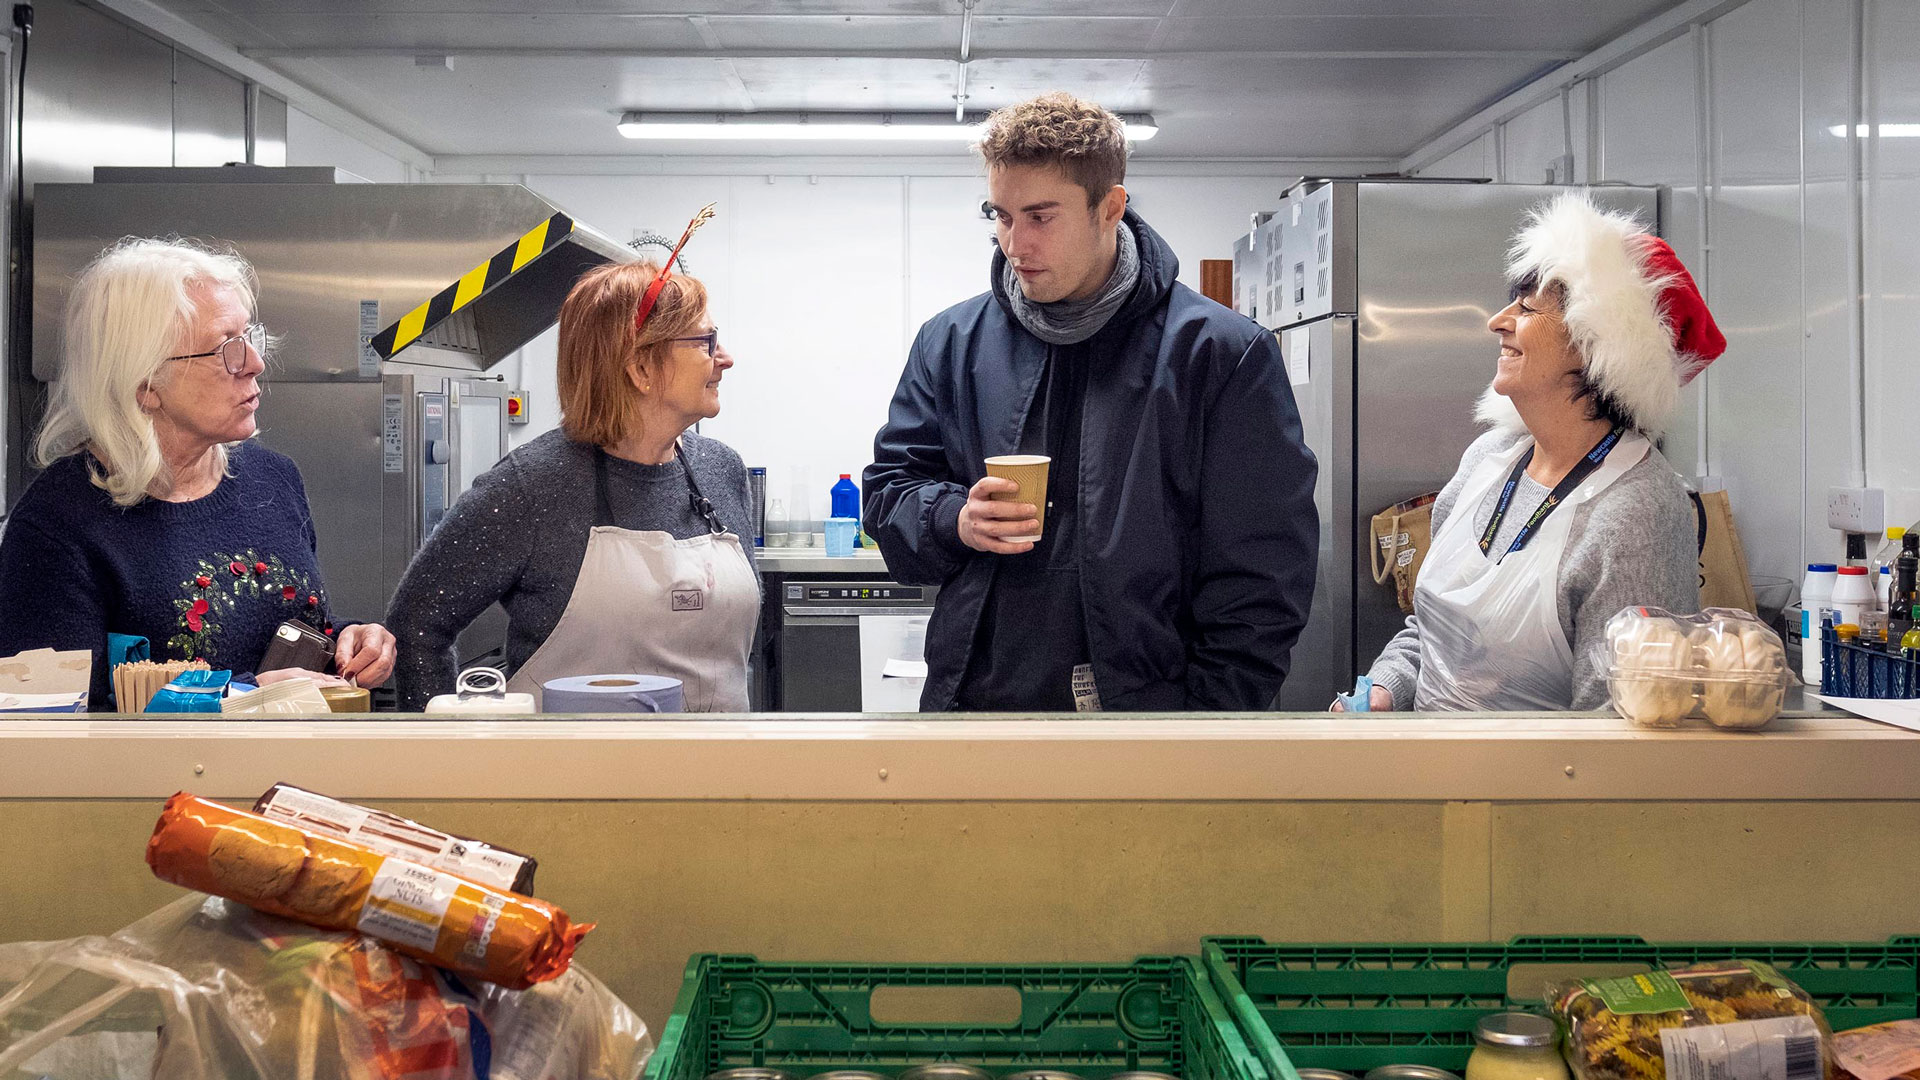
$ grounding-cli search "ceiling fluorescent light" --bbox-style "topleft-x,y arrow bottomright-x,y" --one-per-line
1827,123 -> 1920,137
618,111 -> 1158,143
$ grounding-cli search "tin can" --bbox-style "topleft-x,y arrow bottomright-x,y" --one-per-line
805,1072 -> 890,1080
1294,1071 -> 1358,1080
1107,1072 -> 1182,1080
897,1066 -> 994,1080
1362,1067 -> 1462,1080
1000,1071 -> 1086,1080
705,1069 -> 797,1080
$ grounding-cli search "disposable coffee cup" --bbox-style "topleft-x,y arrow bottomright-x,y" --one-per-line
984,454 -> 1050,542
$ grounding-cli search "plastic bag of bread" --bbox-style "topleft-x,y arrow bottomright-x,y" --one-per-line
1549,960 -> 1833,1080
1605,607 -> 1793,729
0,894 -> 651,1080
145,792 -> 589,990
1835,1018 -> 1920,1080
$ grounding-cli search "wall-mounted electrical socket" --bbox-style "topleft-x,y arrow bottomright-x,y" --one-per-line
1546,154 -> 1576,185
1828,486 -> 1886,534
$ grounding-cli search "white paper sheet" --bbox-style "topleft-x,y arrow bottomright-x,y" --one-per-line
1808,693 -> 1920,732
1286,326 -> 1310,386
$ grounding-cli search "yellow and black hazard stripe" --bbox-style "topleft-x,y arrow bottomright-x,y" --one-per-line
369,211 -> 577,361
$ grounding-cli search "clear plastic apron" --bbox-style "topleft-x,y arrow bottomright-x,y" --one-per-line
507,445 -> 758,711
1412,432 -> 1648,711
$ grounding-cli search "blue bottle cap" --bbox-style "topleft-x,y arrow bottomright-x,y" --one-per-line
1808,563 -> 1837,573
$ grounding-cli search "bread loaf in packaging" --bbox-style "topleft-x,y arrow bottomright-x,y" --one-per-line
145,792 -> 588,989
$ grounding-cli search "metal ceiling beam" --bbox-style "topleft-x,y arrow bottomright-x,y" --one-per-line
1397,0 -> 1755,174
240,46 -> 1585,63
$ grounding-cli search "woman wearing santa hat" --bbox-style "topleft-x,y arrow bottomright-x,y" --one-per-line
1347,191 -> 1720,712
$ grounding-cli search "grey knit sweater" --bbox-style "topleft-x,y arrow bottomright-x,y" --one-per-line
387,428 -> 758,709
1366,427 -> 1700,711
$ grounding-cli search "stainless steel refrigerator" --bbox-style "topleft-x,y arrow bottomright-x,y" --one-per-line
1241,180 -> 1660,710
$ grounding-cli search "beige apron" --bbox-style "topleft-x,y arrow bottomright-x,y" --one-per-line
508,444 -> 758,711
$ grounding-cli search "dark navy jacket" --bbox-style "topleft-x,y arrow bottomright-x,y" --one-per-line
863,209 -> 1319,711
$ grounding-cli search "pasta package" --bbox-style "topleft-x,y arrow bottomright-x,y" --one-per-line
145,792 -> 590,990
1550,961 -> 1834,1080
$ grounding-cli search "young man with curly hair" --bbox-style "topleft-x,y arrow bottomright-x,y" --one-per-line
864,92 -> 1319,712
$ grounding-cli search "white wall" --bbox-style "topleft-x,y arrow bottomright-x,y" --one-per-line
443,168 -> 1285,528
1414,0 -> 1918,595
286,106 -> 414,183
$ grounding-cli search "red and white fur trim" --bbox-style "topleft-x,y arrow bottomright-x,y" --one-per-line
1476,192 -> 1682,436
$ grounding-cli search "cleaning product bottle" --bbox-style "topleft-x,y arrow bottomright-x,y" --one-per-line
830,474 -> 861,547
1800,563 -> 1838,685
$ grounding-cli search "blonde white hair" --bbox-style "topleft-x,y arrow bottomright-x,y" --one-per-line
36,237 -> 260,506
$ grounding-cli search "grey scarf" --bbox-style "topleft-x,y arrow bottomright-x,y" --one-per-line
1001,223 -> 1140,346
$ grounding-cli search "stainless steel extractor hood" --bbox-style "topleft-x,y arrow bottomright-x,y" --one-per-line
369,209 -> 632,369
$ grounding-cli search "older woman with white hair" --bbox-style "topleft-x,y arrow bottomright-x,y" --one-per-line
0,238 -> 396,708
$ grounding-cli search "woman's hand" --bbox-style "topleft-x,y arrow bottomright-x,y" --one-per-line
334,623 -> 398,687
1330,685 -> 1395,712
257,667 -> 349,688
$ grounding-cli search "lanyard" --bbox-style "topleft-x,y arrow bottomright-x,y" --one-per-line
1477,426 -> 1625,557
593,442 -> 729,535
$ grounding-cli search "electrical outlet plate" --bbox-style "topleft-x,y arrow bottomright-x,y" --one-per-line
1828,486 -> 1886,534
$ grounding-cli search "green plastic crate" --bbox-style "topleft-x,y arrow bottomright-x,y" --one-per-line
1203,935 -> 1920,1079
642,954 -> 1272,1080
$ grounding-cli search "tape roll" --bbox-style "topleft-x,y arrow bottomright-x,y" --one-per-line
542,674 -> 685,714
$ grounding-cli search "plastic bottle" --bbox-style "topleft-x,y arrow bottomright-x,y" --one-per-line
1832,566 -> 1876,631
1800,563 -> 1838,685
1872,527 -> 1907,603
830,474 -> 859,519
1878,566 -> 1894,614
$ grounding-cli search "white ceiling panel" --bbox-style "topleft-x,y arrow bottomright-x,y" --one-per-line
967,16 -> 1163,53
140,0 -> 1696,162
705,15 -> 959,51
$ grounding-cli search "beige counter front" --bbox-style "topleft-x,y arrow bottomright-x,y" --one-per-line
4,712 -> 1917,1031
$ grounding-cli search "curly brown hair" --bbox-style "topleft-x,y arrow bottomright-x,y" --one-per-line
975,92 -> 1128,207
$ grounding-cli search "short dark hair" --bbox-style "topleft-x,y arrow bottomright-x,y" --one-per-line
1508,271 -> 1637,430
975,92 -> 1129,208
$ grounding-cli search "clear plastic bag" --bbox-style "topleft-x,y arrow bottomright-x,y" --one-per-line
0,895 -> 651,1080
1550,960 -> 1833,1080
1604,606 -> 1795,729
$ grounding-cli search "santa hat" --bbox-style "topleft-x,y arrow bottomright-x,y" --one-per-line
1475,191 -> 1725,436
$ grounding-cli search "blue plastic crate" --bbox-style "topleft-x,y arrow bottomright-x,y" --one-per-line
1821,623 -> 1920,698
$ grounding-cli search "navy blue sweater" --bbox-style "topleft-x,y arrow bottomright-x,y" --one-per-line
0,444 -> 343,709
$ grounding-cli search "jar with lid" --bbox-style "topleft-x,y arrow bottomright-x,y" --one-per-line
1464,1013 -> 1569,1080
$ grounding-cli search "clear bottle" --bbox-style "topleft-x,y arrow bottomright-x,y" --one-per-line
1872,527 -> 1908,605
1465,1013 -> 1569,1080
764,497 -> 790,548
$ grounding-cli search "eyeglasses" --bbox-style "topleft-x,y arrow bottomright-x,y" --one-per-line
165,324 -> 266,375
672,327 -> 720,358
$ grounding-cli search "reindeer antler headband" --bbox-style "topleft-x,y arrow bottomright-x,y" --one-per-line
632,201 -> 717,336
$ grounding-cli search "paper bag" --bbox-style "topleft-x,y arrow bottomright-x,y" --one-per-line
0,647 -> 92,713
1370,493 -> 1438,614
1691,488 -> 1759,614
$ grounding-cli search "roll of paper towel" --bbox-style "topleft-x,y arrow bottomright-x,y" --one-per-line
542,674 -> 685,714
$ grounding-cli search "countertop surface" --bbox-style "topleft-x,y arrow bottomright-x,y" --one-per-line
2,708 -> 1912,802
754,546 -> 891,575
